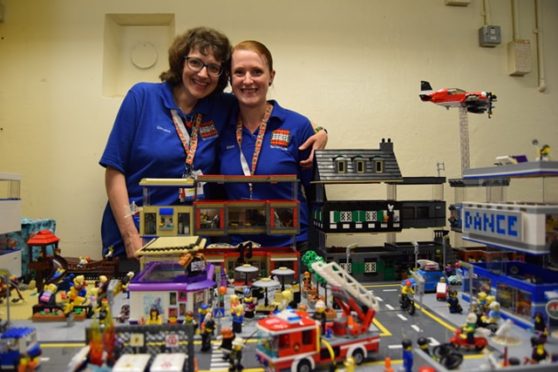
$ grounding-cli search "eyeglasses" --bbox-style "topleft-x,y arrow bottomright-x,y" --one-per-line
184,57 -> 223,77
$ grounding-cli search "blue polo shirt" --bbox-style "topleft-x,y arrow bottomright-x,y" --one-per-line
99,82 -> 235,256
219,100 -> 314,247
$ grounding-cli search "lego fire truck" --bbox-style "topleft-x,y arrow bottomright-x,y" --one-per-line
255,261 -> 380,372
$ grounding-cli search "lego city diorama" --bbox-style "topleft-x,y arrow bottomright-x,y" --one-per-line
1,85 -> 558,372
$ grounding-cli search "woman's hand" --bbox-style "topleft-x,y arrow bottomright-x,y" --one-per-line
299,129 -> 328,168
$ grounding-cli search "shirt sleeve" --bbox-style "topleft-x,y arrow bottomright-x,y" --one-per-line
296,120 -> 316,196
99,87 -> 140,173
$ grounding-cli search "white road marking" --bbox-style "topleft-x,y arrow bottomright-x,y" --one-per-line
428,337 -> 440,346
383,289 -> 398,292
397,314 -> 408,321
411,325 -> 421,332
385,304 -> 394,310
375,296 -> 384,302
388,344 -> 403,349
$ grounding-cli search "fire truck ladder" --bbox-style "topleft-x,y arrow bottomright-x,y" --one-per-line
311,261 -> 379,312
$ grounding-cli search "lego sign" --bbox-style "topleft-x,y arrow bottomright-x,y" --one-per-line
546,299 -> 558,320
462,207 -> 521,242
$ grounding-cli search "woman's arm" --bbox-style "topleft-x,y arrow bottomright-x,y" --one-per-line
298,127 -> 328,168
105,167 -> 142,258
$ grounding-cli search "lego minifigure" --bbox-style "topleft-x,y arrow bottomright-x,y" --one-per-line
184,310 -> 197,331
447,289 -> 462,314
400,280 -> 415,312
243,292 -> 257,318
533,311 -> 548,342
146,307 -> 162,325
401,339 -> 413,372
417,337 -> 430,355
302,271 -> 312,292
487,301 -> 501,324
530,336 -> 548,363
121,271 -> 134,294
232,304 -> 244,334
228,337 -> 244,372
198,303 -> 210,324
230,294 -> 240,312
477,291 -> 488,313
312,299 -> 327,334
462,312 -> 477,345
201,312 -> 216,352
219,327 -> 236,357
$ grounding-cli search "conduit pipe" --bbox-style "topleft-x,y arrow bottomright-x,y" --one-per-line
534,0 -> 546,92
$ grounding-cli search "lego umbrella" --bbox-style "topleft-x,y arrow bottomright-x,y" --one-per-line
234,264 -> 259,286
491,319 -> 522,367
271,267 -> 295,291
253,277 -> 280,307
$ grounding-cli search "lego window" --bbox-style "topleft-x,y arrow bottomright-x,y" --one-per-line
335,159 -> 348,173
169,292 -> 177,305
199,208 -> 222,229
417,206 -> 430,219
515,289 -> 532,318
178,291 -> 187,301
375,160 -> 384,173
272,207 -> 294,228
228,207 -> 266,229
144,212 -> 157,235
496,284 -> 513,310
159,208 -> 175,231
177,212 -> 191,235
278,333 -> 290,348
302,329 -> 313,345
340,260 -> 352,273
364,260 -> 377,273
168,307 -> 178,319
355,159 -> 366,173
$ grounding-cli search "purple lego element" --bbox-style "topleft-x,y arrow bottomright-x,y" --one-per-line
128,261 -> 215,292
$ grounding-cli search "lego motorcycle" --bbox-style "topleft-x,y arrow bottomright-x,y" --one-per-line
400,293 -> 416,315
449,328 -> 489,352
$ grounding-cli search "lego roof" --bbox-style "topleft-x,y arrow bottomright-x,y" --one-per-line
26,229 -> 59,245
313,139 -> 402,183
137,236 -> 207,256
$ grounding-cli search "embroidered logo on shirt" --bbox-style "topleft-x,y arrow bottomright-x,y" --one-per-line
271,129 -> 290,148
198,120 -> 218,139
156,125 -> 171,134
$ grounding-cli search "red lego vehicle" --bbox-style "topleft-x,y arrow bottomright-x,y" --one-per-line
419,81 -> 496,117
255,261 -> 380,372
449,327 -> 489,352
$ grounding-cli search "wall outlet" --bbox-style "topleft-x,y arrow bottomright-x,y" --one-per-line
508,40 -> 532,76
479,25 -> 501,47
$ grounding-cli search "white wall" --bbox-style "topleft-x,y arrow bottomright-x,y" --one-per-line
0,0 -> 556,258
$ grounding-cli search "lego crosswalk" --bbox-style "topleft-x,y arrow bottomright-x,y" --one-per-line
209,345 -> 229,370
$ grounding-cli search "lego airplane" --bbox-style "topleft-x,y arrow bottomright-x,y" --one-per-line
419,81 -> 496,117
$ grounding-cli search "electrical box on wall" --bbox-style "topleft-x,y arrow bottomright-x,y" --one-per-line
478,25 -> 501,47
507,40 -> 532,76
445,0 -> 470,6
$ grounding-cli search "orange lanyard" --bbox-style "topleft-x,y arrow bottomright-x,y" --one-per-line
171,110 -> 201,170
235,103 -> 273,176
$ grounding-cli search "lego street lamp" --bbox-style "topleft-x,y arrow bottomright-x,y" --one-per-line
345,243 -> 358,272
